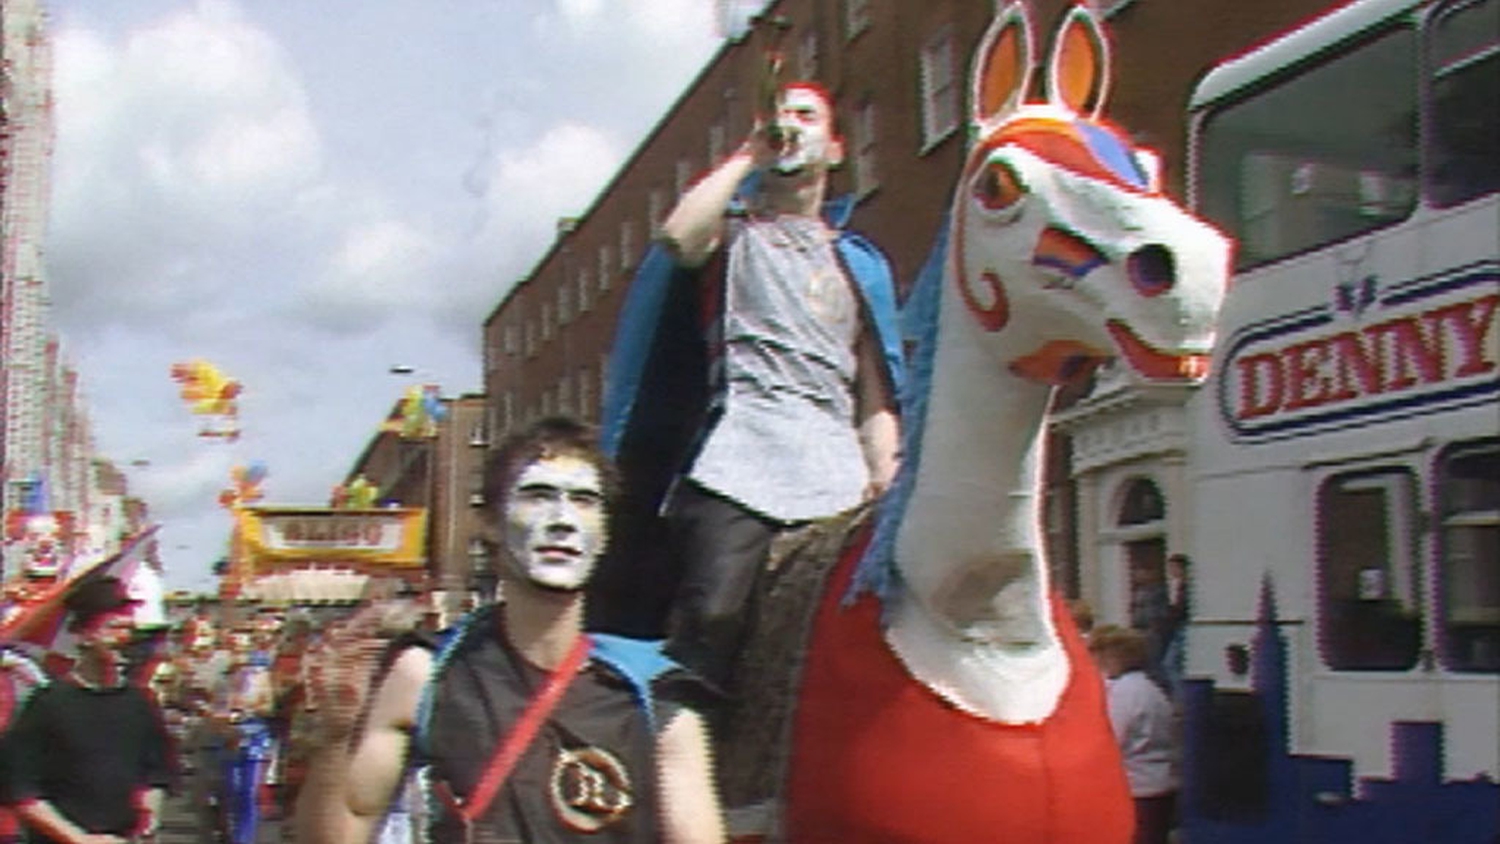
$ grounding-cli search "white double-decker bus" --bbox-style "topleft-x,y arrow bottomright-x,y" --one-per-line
1183,0 -> 1497,837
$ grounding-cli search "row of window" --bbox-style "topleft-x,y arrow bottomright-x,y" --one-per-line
495,362 -> 606,434
1318,438 -> 1499,674
488,3 -> 954,370
500,239 -> 624,361
811,13 -> 962,167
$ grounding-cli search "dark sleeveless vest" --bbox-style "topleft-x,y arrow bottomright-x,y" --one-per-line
413,608 -> 693,843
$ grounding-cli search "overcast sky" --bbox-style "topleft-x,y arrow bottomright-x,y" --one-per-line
44,0 -> 736,591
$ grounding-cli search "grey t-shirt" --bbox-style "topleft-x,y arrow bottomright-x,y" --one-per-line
687,213 -> 868,522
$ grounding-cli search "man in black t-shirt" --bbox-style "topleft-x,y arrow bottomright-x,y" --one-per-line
5,577 -> 173,844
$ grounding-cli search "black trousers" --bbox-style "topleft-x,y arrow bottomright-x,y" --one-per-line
1133,793 -> 1177,844
662,480 -> 782,697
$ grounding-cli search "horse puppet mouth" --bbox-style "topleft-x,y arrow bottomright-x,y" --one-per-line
1106,320 -> 1211,381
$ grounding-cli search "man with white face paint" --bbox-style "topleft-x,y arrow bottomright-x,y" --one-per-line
503,453 -> 609,594
296,418 -> 726,843
596,82 -> 904,702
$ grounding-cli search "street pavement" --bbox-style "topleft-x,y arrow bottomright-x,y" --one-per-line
156,781 -> 287,844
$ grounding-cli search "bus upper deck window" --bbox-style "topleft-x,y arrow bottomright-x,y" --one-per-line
1197,25 -> 1418,270
1428,0 -> 1500,208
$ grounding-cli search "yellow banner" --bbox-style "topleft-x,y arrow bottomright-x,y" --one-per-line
235,507 -> 426,571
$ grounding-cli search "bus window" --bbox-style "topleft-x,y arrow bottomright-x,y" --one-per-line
1427,0 -> 1500,207
1317,468 -> 1422,671
1437,440 -> 1500,673
1197,24 -> 1417,270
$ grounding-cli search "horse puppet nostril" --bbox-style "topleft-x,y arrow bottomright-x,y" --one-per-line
1128,244 -> 1176,297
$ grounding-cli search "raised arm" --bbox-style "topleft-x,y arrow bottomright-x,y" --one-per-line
294,644 -> 430,844
658,150 -> 753,268
659,121 -> 784,268
654,706 -> 727,844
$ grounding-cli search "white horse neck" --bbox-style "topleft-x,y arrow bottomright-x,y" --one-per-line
884,261 -> 1071,724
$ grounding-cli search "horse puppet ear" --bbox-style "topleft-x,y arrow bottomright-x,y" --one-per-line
971,4 -> 1033,129
1045,5 -> 1110,118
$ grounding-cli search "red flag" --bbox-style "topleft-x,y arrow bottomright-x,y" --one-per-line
0,525 -> 161,649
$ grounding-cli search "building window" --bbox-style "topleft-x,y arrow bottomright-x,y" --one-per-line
649,189 -> 668,230
558,374 -> 573,416
541,390 -> 555,417
576,268 -> 592,313
1317,468 -> 1422,671
557,282 -> 572,325
620,221 -> 636,270
798,29 -> 820,80
524,320 -> 536,357
599,353 -> 609,410
845,0 -> 870,40
468,418 -> 488,447
1116,478 -> 1167,634
853,99 -> 879,198
502,391 -> 514,430
920,26 -> 960,151
468,468 -> 485,505
541,302 -> 553,340
708,123 -> 727,165
503,323 -> 518,355
675,158 -> 694,197
468,536 -> 490,570
578,366 -> 593,422
1438,439 -> 1499,673
598,245 -> 613,292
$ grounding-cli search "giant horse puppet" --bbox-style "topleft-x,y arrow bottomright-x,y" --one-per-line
600,4 -> 1232,842
765,6 -> 1231,841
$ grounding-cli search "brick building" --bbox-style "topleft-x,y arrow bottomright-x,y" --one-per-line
343,393 -> 493,601
481,0 -> 1336,597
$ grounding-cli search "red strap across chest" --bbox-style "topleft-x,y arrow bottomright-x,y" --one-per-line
446,634 -> 592,824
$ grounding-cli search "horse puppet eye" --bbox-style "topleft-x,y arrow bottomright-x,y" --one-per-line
974,160 -> 1027,213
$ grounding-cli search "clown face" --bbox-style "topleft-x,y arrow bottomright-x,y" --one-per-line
502,455 -> 607,593
769,86 -> 844,176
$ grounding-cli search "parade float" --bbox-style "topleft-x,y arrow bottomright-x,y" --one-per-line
603,4 -> 1232,841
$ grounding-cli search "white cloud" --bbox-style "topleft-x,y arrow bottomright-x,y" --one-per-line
555,0 -> 605,28
43,0 -> 725,590
472,120 -> 623,285
47,0 -> 323,329
135,448 -> 236,519
299,217 -> 441,328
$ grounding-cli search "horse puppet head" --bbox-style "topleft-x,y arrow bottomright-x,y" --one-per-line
953,4 -> 1231,385
857,4 -> 1233,727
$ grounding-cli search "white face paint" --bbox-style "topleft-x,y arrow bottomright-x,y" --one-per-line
770,87 -> 842,176
502,455 -> 607,593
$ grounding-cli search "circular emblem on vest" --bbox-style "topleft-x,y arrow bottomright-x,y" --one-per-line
548,746 -> 634,832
